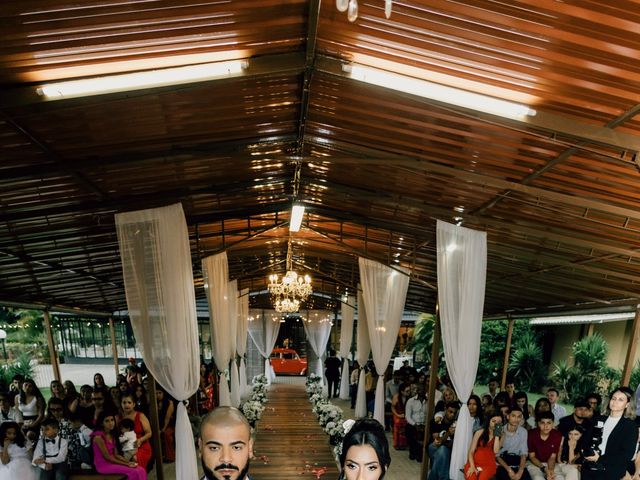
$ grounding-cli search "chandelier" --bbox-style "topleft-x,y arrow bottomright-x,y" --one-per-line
267,240 -> 312,313
336,0 -> 393,22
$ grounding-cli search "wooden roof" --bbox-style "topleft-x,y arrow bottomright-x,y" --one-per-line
1,0 -> 640,316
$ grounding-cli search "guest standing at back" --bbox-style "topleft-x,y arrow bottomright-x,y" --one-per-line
325,350 -> 342,399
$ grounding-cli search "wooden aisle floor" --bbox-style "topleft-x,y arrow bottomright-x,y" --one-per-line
250,383 -> 340,480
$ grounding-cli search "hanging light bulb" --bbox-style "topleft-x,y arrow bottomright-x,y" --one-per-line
347,0 -> 358,22
336,0 -> 349,13
385,0 -> 392,18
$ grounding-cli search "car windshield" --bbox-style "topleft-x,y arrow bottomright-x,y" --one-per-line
283,353 -> 296,359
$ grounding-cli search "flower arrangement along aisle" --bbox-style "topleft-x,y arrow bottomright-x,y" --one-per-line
240,374 -> 269,428
305,374 -> 350,461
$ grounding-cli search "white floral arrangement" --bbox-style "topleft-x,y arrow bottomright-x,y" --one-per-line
332,419 -> 356,459
241,400 -> 265,423
305,373 -> 324,397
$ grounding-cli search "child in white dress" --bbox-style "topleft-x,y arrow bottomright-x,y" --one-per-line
0,421 -> 37,480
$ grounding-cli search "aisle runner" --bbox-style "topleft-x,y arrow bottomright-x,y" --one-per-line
250,384 -> 339,479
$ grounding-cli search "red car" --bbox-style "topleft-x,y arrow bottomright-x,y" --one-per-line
270,348 -> 308,375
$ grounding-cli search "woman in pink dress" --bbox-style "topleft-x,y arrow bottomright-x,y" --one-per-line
91,412 -> 146,480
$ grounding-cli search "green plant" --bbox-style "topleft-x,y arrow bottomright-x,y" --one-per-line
508,330 -> 547,391
550,333 -> 612,402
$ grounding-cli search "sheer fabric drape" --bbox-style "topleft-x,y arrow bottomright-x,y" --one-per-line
437,220 -> 487,480
339,296 -> 355,400
301,310 -> 333,380
247,310 -> 281,384
227,280 -> 241,408
359,257 -> 409,426
202,252 -> 233,406
354,289 -> 371,419
115,202 -> 199,480
237,289 -> 249,398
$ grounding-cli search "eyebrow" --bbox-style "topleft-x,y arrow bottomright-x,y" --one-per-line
345,459 -> 380,466
204,440 -> 247,447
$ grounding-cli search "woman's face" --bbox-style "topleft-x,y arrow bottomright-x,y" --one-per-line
94,374 -> 104,386
63,381 -> 74,393
5,427 -> 17,443
102,416 -> 116,433
118,382 -> 128,392
467,399 -> 478,415
443,389 -> 454,402
22,381 -> 34,394
121,396 -> 135,413
51,381 -> 63,395
401,386 -> 411,397
609,391 -> 629,415
516,397 -> 526,409
343,444 -> 383,480
135,387 -> 144,399
567,429 -> 582,442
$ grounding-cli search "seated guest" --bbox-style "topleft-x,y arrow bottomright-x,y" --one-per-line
433,387 -> 458,417
0,392 -> 23,425
554,425 -> 584,480
558,398 -> 593,437
427,401 -> 459,480
91,411 -> 146,480
467,395 -> 484,432
0,420 -> 37,480
405,385 -> 427,462
74,385 -> 95,427
496,407 -> 530,480
464,413 -> 503,480
528,398 -> 552,429
67,412 -> 93,470
546,388 -> 566,426
527,411 -> 562,480
504,378 -> 517,409
515,392 -> 534,429
585,392 -> 602,418
32,417 -> 69,479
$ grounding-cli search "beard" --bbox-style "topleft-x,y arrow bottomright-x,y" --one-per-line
202,458 -> 250,480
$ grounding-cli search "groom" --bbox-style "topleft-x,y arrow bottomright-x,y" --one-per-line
200,407 -> 254,480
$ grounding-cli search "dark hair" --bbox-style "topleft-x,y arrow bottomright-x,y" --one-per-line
42,417 -> 60,429
444,401 -> 461,411
0,421 -> 25,448
560,424 -> 585,463
94,410 -> 123,454
93,373 -> 106,389
11,374 -> 24,383
478,413 -> 502,447
536,410 -> 554,423
514,391 -> 530,420
507,406 -> 523,415
339,419 -> 390,479
19,378 -> 45,405
47,397 -> 65,417
493,391 -> 510,408
467,394 -> 484,423
547,387 -> 560,396
586,392 -> 601,405
120,418 -> 135,430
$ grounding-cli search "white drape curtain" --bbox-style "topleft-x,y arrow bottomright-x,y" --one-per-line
227,281 -> 241,408
237,289 -> 250,398
437,220 -> 487,480
359,257 -> 410,426
115,202 -> 199,480
354,288 -> 371,419
202,252 -> 233,406
301,310 -> 333,381
247,310 -> 281,384
339,296 -> 355,400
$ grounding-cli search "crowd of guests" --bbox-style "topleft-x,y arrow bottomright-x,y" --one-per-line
347,360 -> 640,480
0,360 -> 179,480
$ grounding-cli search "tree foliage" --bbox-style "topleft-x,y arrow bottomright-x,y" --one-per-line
508,330 -> 547,392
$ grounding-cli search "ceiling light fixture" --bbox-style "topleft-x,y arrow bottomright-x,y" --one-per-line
343,63 -> 536,119
36,59 -> 247,100
289,204 -> 305,232
267,238 -> 312,314
529,312 -> 635,326
336,0 -> 393,22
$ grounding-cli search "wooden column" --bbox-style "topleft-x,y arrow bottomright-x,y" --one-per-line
501,315 -> 515,390
586,323 -> 595,337
147,375 -> 164,480
109,318 -> 119,380
622,305 -> 640,386
421,307 -> 441,480
43,310 -> 61,382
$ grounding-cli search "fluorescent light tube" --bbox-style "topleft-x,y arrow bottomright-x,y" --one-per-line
344,63 -> 536,119
289,204 -> 305,232
36,60 -> 247,100
529,312 -> 635,326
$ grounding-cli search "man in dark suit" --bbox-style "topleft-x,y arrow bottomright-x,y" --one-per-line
199,407 -> 253,480
324,349 -> 342,398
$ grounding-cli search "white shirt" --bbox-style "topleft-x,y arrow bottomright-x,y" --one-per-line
0,406 -> 23,424
598,415 -> 622,454
551,403 -> 566,425
32,435 -> 68,469
120,430 -> 137,452
405,396 -> 426,425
